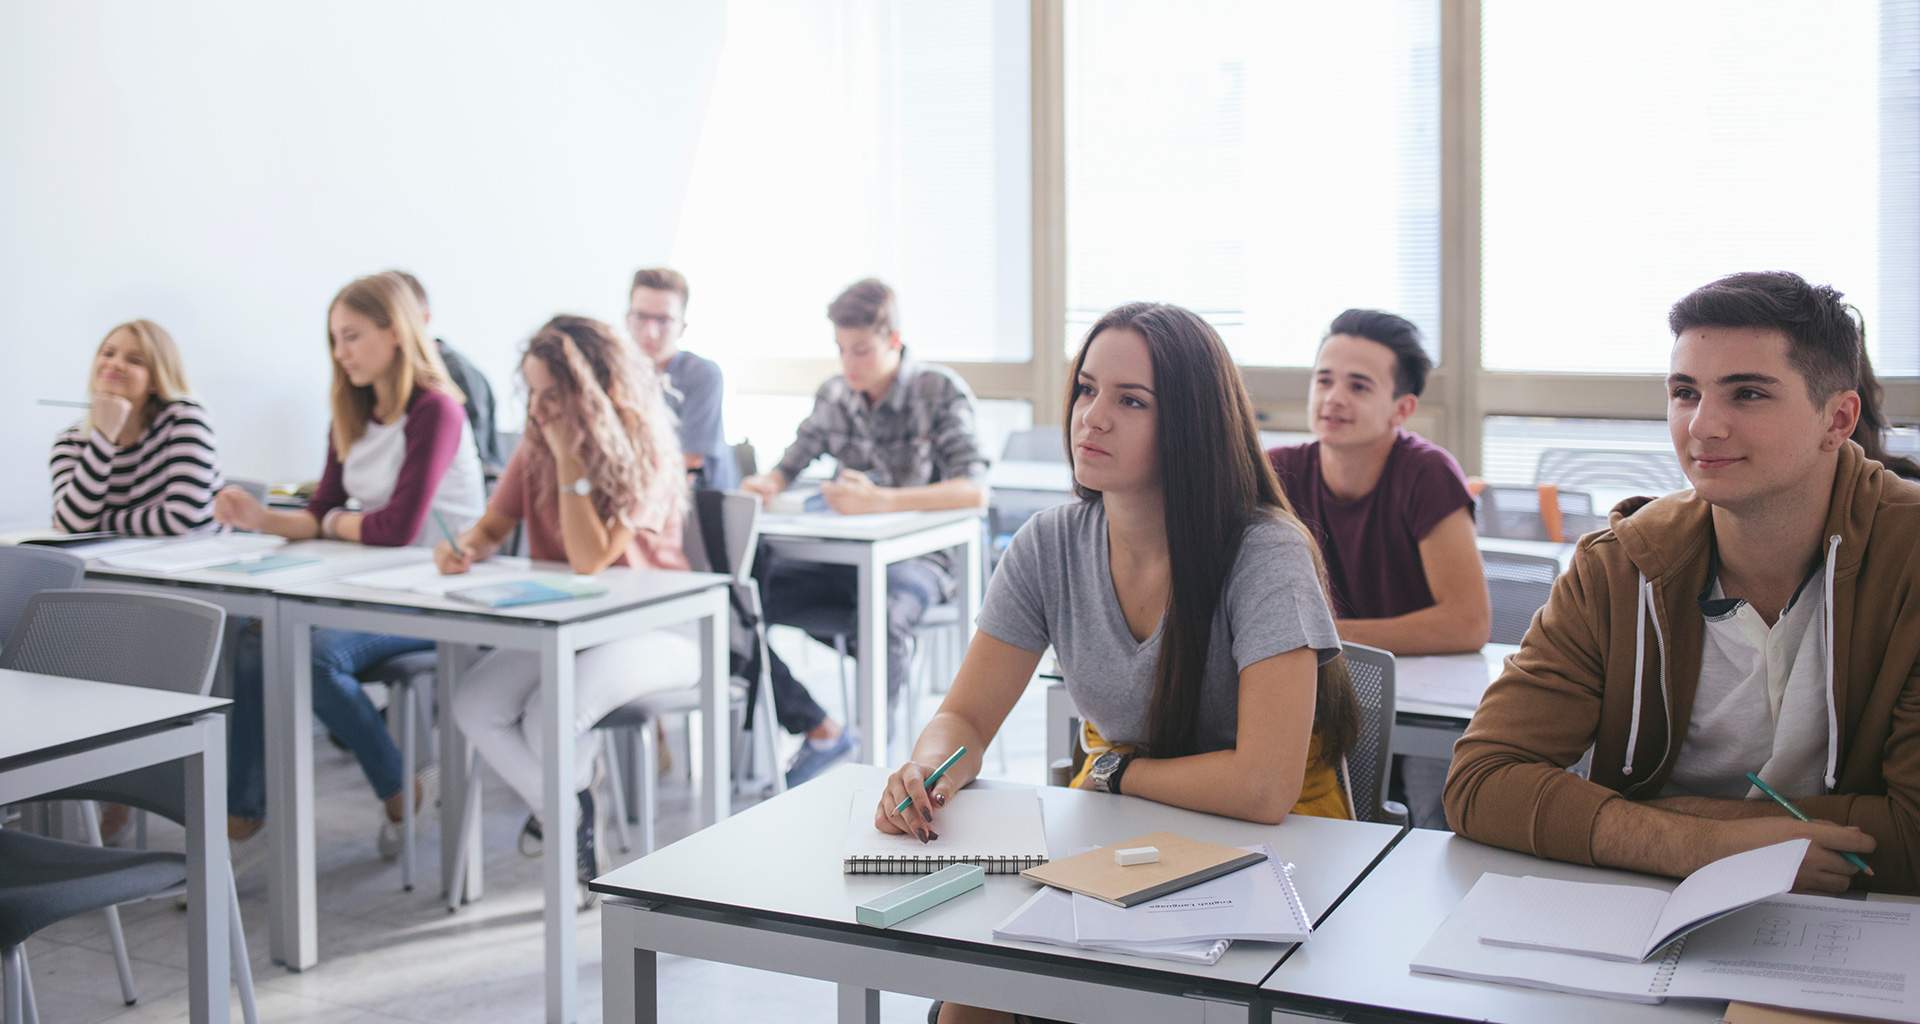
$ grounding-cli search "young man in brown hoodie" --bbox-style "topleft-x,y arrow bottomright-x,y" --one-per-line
1445,271 -> 1920,895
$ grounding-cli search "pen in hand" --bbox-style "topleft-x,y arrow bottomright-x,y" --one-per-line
896,746 -> 968,815
432,510 -> 466,561
1745,771 -> 1875,877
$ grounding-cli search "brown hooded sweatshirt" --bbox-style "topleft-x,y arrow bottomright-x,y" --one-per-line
1444,441 -> 1920,893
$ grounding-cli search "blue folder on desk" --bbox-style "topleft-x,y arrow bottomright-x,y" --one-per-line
446,576 -> 608,609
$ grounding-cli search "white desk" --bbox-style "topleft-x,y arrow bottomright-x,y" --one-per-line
596,763 -> 1403,1024
756,510 -> 984,766
1392,644 -> 1517,760
1477,535 -> 1576,571
1263,829 -> 1723,1023
0,670 -> 231,1024
273,557 -> 731,1024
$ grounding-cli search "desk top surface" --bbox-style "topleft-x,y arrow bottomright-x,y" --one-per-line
85,538 -> 421,593
756,508 -> 983,543
1395,643 -> 1519,718
1261,828 -> 1723,1023
594,764 -> 1402,989
271,555 -> 729,624
0,668 -> 227,766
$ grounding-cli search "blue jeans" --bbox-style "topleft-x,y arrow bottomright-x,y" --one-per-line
226,624 -> 430,818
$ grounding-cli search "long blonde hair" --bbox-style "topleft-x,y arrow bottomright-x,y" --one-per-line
327,272 -> 464,455
521,316 -> 685,532
83,320 -> 193,435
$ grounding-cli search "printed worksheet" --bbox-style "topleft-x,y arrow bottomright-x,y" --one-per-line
1668,895 -> 1920,1023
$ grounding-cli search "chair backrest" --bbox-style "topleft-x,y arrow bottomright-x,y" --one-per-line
0,588 -> 226,696
683,491 -> 762,587
1482,550 -> 1560,645
498,429 -> 523,465
1337,643 -> 1400,824
1001,428 -> 1067,463
1476,484 -> 1600,542
1535,447 -> 1686,495
732,441 -> 759,480
0,546 -> 85,645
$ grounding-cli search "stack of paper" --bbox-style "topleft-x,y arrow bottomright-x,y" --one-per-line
97,533 -> 286,572
993,845 -> 1310,965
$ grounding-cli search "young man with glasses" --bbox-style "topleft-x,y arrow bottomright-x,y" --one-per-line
628,267 -> 737,490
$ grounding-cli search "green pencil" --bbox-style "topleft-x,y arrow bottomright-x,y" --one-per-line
1745,771 -> 1873,876
896,746 -> 968,814
432,510 -> 466,559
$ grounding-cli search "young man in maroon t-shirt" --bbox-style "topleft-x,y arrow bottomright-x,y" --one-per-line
1269,309 -> 1491,824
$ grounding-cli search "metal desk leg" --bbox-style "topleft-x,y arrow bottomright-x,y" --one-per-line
855,550 -> 889,766
600,907 -> 656,1024
836,984 -> 879,1024
267,602 -> 318,969
540,629 -> 579,1023
184,715 -> 231,1023
696,590 -> 730,827
437,642 -> 484,906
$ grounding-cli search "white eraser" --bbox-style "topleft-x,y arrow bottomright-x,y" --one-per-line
1114,846 -> 1159,866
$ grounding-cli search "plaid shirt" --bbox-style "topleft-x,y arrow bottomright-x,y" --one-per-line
773,358 -> 989,591
774,358 -> 989,489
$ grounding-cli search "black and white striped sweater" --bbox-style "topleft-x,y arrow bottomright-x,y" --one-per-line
49,398 -> 224,535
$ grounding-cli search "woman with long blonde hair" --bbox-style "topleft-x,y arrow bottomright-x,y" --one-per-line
50,319 -> 224,535
441,315 -> 696,906
213,272 -> 485,856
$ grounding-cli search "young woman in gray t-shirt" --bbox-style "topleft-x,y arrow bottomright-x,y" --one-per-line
875,303 -> 1361,854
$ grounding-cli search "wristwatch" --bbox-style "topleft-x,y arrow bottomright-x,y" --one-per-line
1085,750 -> 1135,795
565,476 -> 591,497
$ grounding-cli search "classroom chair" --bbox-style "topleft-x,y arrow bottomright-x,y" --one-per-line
1474,484 -> 1601,542
0,547 -> 84,645
1534,447 -> 1687,497
0,589 -> 258,1024
1483,550 -> 1560,645
731,441 -> 758,481
1336,643 -> 1408,826
356,652 -> 435,892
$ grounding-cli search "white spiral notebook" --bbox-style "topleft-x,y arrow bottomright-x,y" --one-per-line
841,787 -> 1048,875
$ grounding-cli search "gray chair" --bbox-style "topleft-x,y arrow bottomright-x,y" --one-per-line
1483,550 -> 1560,645
0,547 -> 84,645
1476,484 -> 1600,542
732,441 -> 758,481
0,589 -> 257,1024
1535,447 -> 1687,496
1338,643 -> 1408,826
356,651 -> 435,891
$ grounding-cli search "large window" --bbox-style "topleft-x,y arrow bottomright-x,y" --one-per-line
1482,1 -> 1920,375
1064,1 -> 1440,366
670,0 -> 1031,366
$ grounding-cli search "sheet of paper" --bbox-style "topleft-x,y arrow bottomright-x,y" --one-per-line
338,560 -> 541,597
1410,874 -> 1669,1004
1669,894 -> 1920,1023
1069,847 -> 1310,946
1395,649 -> 1505,710
993,886 -> 1228,965
1481,877 -> 1668,961
96,533 -> 286,573
1643,839 -> 1807,956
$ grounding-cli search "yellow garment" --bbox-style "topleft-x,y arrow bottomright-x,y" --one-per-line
1068,719 -> 1352,820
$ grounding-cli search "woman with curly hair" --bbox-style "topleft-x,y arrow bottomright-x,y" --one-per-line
442,315 -> 698,905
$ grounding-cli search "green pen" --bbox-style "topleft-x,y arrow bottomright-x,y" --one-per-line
1745,771 -> 1874,876
432,510 -> 466,559
896,746 -> 968,815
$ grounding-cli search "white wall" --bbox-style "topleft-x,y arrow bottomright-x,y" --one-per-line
0,1 -> 724,525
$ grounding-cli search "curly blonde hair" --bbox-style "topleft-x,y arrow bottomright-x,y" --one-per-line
521,316 -> 684,533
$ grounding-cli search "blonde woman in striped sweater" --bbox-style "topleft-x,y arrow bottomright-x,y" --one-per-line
49,319 -> 223,536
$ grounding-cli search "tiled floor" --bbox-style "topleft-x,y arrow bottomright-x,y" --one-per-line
15,627 -> 1054,1023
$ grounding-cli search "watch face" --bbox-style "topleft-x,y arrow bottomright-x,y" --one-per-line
1093,751 -> 1121,776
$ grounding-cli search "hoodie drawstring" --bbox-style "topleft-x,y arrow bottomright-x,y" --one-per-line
1823,534 -> 1841,792
1625,575 -> 1649,776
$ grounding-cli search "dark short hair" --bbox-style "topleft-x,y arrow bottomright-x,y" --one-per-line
827,278 -> 898,334
388,269 -> 428,310
1324,309 -> 1430,397
1669,270 -> 1920,479
630,267 -> 690,311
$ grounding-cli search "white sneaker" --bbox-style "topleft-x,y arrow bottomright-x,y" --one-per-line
376,766 -> 439,862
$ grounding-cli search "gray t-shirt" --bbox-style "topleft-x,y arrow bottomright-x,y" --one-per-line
980,499 -> 1342,753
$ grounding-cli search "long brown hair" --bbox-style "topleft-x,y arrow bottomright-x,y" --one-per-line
326,272 -> 463,455
1064,302 -> 1359,764
521,316 -> 685,532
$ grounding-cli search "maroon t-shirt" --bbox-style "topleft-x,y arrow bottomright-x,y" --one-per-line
1267,430 -> 1474,620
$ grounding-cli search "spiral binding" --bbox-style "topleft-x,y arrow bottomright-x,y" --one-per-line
1647,936 -> 1687,996
844,853 -> 1047,875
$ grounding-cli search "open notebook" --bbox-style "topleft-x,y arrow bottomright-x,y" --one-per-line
1479,839 -> 1806,962
841,788 -> 1047,875
1413,876 -> 1920,1021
